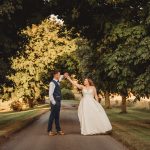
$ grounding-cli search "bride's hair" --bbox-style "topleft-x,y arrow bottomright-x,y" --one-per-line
86,78 -> 95,86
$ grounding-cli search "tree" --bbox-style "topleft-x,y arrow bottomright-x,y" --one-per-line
72,0 -> 150,112
0,0 -> 23,86
102,23 -> 150,113
4,15 -> 77,107
0,0 -> 47,93
75,39 -> 117,108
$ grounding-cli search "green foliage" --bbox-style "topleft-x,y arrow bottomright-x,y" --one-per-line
0,0 -> 47,90
75,38 -> 116,93
45,0 -> 149,39
0,0 -> 23,88
53,53 -> 79,75
61,88 -> 75,100
102,23 -> 150,97
61,80 -> 72,90
4,17 -> 77,107
70,0 -> 150,112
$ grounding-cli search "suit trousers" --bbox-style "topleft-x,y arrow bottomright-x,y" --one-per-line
48,102 -> 61,132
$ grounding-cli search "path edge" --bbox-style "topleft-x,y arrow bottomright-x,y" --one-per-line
0,109 -> 49,145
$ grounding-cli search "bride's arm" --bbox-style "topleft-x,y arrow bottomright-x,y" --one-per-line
93,86 -> 99,101
66,76 -> 84,90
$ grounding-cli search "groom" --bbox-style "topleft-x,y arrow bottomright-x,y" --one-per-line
48,70 -> 67,136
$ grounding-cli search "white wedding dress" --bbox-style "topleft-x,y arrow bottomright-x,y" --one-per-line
78,88 -> 112,135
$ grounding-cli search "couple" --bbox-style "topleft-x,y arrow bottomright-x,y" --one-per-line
48,71 -> 112,136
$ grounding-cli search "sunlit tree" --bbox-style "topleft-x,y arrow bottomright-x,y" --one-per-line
6,15 -> 77,107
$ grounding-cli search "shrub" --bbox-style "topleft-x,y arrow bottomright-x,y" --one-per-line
10,100 -> 23,111
61,88 -> 75,100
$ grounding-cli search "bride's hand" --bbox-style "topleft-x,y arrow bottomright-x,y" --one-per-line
66,74 -> 70,79
64,72 -> 69,78
66,74 -> 71,80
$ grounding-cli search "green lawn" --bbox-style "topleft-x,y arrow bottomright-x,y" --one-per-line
106,108 -> 150,150
0,104 -> 49,138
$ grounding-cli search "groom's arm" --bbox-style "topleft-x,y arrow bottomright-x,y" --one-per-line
49,82 -> 56,105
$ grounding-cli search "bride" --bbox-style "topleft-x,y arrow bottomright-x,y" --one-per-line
65,75 -> 112,135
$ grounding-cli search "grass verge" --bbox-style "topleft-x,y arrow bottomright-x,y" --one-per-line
106,108 -> 150,150
0,104 -> 49,144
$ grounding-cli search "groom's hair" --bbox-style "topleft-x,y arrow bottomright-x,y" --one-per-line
52,70 -> 60,76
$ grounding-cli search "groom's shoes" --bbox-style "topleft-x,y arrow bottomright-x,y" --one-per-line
48,131 -> 57,136
57,131 -> 65,135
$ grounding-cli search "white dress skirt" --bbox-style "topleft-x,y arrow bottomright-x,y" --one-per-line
78,88 -> 112,135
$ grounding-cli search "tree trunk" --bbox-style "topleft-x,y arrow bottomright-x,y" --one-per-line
104,91 -> 111,109
28,99 -> 34,108
121,95 -> 127,113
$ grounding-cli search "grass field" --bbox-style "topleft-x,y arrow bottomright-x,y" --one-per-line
106,108 -> 150,150
0,104 -> 49,139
